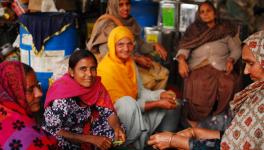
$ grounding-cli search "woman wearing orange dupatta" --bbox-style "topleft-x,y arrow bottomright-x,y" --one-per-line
87,0 -> 169,90
97,26 -> 181,150
0,61 -> 57,150
42,50 -> 125,150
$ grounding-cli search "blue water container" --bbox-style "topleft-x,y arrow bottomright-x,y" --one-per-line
19,25 -> 77,96
131,0 -> 159,28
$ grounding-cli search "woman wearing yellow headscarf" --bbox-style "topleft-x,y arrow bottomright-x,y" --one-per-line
98,26 -> 181,150
88,0 -> 169,91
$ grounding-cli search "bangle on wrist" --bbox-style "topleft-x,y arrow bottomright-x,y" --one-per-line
189,128 -> 195,138
169,134 -> 174,147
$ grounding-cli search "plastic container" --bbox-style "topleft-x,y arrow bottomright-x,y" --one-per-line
19,25 -> 77,95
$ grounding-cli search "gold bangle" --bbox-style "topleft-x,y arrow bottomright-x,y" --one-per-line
169,133 -> 175,147
189,128 -> 195,138
169,134 -> 174,147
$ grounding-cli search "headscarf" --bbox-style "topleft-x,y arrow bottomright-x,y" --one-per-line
178,1 -> 238,50
44,73 -> 114,109
0,61 -> 58,150
243,30 -> 264,68
97,26 -> 138,104
105,0 -> 141,37
87,0 -> 141,51
220,31 -> 264,150
0,61 -> 28,115
230,30 -> 264,113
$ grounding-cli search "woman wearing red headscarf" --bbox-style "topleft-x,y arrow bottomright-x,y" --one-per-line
0,61 -> 57,150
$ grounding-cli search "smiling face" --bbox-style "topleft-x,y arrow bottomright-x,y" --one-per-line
25,71 -> 42,112
242,45 -> 264,81
119,0 -> 131,19
115,37 -> 134,62
199,3 -> 216,27
69,57 -> 97,88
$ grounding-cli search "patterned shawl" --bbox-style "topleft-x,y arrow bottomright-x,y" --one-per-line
97,26 -> 138,104
221,31 -> 264,150
221,80 -> 264,149
44,73 -> 114,110
87,0 -> 141,51
178,3 -> 237,50
231,30 -> 264,114
243,30 -> 264,68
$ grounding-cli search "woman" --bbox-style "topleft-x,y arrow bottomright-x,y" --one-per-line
176,1 -> 241,126
97,26 -> 180,150
42,50 -> 125,149
87,0 -> 169,90
0,61 -> 57,150
148,30 -> 264,150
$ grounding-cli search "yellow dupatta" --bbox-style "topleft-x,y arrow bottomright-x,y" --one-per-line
97,26 -> 138,104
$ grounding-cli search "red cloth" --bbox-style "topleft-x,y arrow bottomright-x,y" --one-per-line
0,61 -> 28,114
44,73 -> 114,110
0,61 -> 58,149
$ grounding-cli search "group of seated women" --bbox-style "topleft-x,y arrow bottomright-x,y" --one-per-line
0,1 -> 263,150
1,25 -> 263,150
0,26 -> 180,150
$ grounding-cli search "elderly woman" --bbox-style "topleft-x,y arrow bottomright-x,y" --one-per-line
42,50 -> 125,149
87,0 -> 169,90
0,61 -> 57,150
176,1 -> 241,127
97,26 -> 180,150
148,30 -> 264,150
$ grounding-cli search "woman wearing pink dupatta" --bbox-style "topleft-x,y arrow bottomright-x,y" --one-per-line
0,61 -> 57,150
42,50 -> 125,150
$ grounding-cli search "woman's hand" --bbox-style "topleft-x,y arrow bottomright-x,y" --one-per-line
157,99 -> 177,110
176,128 -> 195,138
87,135 -> 112,150
154,43 -> 168,61
134,55 -> 153,69
178,56 -> 189,78
107,114 -> 126,146
148,132 -> 174,150
158,91 -> 177,109
226,58 -> 234,75
160,90 -> 176,100
113,126 -> 126,144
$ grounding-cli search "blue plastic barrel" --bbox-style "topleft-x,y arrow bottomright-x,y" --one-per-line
19,25 -> 77,96
131,0 -> 159,28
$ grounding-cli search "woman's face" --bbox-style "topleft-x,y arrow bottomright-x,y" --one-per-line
69,57 -> 97,88
199,3 -> 216,25
115,37 -> 134,62
119,0 -> 131,19
242,45 -> 264,81
25,71 -> 42,112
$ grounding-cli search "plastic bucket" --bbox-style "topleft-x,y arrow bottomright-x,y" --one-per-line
19,25 -> 77,95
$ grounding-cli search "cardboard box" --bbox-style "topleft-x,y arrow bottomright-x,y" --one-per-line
28,0 -> 42,11
28,0 -> 77,12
